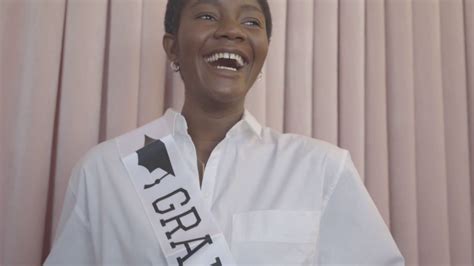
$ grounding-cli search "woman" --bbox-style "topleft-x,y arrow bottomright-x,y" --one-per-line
45,0 -> 404,265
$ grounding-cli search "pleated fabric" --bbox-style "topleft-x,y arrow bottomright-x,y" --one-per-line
1,0 -> 473,265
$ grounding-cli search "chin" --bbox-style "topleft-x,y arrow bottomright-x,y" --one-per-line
207,85 -> 248,105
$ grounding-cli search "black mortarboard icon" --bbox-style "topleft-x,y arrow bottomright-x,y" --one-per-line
136,135 -> 175,189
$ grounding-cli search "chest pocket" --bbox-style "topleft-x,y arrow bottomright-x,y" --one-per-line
231,210 -> 320,265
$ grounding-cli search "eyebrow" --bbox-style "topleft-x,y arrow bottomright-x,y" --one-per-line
240,4 -> 263,14
191,0 -> 264,15
191,0 -> 218,8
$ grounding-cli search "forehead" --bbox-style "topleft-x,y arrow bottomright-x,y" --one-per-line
185,0 -> 263,12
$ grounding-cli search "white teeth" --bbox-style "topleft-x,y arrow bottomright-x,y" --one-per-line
216,65 -> 237,71
204,52 -> 245,67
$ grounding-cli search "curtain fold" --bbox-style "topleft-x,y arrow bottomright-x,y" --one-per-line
262,0 -> 286,132
385,0 -> 419,264
312,0 -> 338,145
412,0 -> 450,263
464,0 -> 474,262
440,0 -> 472,264
338,0 -> 365,180
137,0 -> 167,125
1,0 -> 473,265
1,1 -> 66,264
365,0 -> 390,225
284,0 -> 314,136
49,0 -> 109,238
105,0 -> 143,139
463,0 -> 474,262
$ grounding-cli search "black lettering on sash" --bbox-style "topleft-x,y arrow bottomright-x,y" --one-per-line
160,207 -> 201,240
211,257 -> 222,265
144,172 -> 171,189
152,188 -> 190,214
169,235 -> 216,265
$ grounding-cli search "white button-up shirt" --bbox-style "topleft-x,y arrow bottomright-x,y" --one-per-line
45,109 -> 404,265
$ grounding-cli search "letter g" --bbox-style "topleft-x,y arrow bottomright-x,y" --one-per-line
152,188 -> 191,214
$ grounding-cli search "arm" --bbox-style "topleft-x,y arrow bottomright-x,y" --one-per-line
43,167 -> 96,265
318,153 -> 404,265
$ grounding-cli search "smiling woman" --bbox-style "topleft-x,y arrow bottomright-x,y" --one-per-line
43,0 -> 404,265
163,0 -> 270,122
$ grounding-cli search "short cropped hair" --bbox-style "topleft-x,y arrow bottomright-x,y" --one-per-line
164,0 -> 273,40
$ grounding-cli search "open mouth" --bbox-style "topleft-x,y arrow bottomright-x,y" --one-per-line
204,52 -> 248,72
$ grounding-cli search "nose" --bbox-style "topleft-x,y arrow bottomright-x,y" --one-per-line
214,18 -> 245,41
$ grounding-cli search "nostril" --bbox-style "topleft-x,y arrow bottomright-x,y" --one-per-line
215,22 -> 245,40
216,32 -> 245,41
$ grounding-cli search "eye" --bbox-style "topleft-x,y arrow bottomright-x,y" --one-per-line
243,19 -> 262,28
196,14 -> 217,21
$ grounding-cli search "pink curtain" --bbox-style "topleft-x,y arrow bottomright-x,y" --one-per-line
1,0 -> 473,265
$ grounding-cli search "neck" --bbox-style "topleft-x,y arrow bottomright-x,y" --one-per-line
181,98 -> 244,164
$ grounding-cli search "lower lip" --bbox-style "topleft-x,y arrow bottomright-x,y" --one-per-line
203,59 -> 244,77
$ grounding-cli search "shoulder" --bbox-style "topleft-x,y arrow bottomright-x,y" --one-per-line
65,138 -> 120,193
73,139 -> 118,172
262,127 -> 349,166
77,113 -> 172,168
69,114 -> 171,186
261,128 -> 351,197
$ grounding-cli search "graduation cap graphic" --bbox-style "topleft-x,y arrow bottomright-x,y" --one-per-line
136,135 -> 175,189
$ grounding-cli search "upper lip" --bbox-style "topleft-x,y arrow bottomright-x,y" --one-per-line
203,48 -> 250,66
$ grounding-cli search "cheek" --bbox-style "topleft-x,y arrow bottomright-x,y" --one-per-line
177,38 -> 210,80
177,42 -> 201,81
178,40 -> 197,62
177,28 -> 205,61
254,39 -> 269,68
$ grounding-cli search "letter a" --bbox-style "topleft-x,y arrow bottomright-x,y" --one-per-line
170,235 -> 214,265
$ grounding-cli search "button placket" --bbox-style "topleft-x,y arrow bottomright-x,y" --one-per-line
174,133 -> 201,189
200,139 -> 226,207
184,134 -> 201,188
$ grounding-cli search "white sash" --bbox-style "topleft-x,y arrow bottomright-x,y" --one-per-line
117,131 -> 236,265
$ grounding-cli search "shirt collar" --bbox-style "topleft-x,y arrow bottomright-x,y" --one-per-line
163,108 -> 262,139
240,109 -> 263,138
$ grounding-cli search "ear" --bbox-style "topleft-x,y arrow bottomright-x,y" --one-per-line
162,33 -> 179,63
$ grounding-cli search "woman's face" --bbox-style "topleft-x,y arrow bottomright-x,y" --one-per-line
164,0 -> 270,106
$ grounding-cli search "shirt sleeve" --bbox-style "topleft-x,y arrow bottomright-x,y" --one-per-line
317,153 -> 405,265
43,166 -> 96,266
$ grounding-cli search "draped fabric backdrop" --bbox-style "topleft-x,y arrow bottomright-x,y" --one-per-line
1,0 -> 473,265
